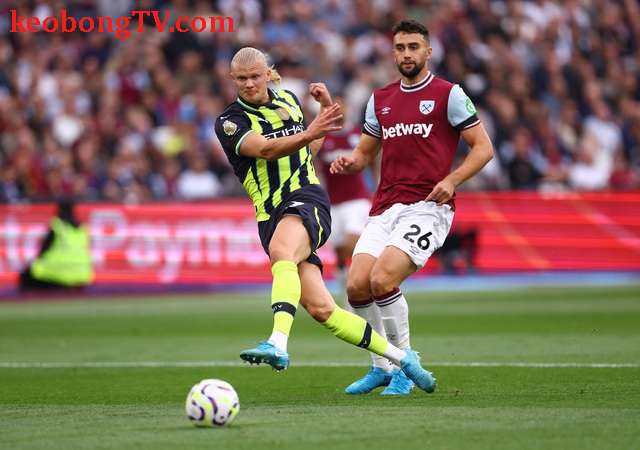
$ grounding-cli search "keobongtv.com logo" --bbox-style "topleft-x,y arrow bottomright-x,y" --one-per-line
9,9 -> 234,39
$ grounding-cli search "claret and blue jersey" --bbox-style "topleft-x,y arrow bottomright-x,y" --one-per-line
362,71 -> 480,215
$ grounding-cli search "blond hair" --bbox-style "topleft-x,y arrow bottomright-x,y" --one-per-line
231,47 -> 281,85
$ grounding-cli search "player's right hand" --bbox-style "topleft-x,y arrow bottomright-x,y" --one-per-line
306,103 -> 343,141
330,155 -> 357,174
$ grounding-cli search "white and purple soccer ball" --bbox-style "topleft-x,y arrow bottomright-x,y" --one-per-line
185,379 -> 240,427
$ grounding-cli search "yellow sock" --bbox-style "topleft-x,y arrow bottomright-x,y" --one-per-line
271,260 -> 300,336
322,306 -> 389,356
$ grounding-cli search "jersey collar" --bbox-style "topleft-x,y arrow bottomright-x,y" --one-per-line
400,71 -> 434,92
237,88 -> 278,111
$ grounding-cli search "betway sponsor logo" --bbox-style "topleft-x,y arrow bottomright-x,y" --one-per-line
382,123 -> 432,139
263,124 -> 305,140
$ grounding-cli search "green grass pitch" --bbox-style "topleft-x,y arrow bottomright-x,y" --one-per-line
1,285 -> 639,450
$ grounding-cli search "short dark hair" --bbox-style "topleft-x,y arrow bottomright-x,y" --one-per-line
57,198 -> 74,216
392,19 -> 430,42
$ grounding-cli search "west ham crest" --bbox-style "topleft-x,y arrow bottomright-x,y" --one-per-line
419,100 -> 435,115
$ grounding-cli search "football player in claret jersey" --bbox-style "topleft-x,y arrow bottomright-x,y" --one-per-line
331,20 -> 494,395
316,96 -> 372,300
213,47 -> 437,393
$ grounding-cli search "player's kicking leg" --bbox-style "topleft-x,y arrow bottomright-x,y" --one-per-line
239,215 -> 310,371
298,261 -> 436,393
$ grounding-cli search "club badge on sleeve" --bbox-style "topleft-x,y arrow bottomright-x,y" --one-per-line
223,120 -> 238,135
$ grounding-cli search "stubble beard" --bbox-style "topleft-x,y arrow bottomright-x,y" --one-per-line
397,61 -> 424,78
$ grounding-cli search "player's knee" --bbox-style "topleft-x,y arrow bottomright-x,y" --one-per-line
369,270 -> 396,298
269,240 -> 294,263
304,298 -> 335,322
346,277 -> 370,305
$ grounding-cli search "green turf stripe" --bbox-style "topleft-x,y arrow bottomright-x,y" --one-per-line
1,361 -> 639,368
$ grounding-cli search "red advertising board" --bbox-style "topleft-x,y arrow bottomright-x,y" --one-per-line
0,201 -> 284,286
1,192 -> 639,288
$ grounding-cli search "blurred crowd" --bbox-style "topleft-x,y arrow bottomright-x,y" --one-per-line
1,0 -> 639,203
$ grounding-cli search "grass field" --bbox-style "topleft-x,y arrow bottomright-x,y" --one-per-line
1,285 -> 639,450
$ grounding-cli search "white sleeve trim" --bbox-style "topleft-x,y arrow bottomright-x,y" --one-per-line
235,130 -> 254,155
363,122 -> 381,138
463,119 -> 481,129
363,94 -> 381,137
447,84 -> 477,128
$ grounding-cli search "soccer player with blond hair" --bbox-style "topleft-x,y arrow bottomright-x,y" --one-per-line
214,47 -> 437,393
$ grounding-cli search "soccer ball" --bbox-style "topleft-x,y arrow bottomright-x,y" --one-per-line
185,379 -> 240,427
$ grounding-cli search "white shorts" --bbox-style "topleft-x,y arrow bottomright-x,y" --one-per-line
330,198 -> 371,247
353,200 -> 454,269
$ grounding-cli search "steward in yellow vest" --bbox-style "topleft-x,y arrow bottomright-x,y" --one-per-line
19,200 -> 94,291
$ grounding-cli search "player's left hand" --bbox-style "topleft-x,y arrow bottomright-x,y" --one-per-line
309,83 -> 333,107
426,179 -> 455,205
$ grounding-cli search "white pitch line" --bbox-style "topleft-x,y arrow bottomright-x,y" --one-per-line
0,361 -> 638,369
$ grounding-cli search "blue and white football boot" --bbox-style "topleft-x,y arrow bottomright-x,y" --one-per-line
380,368 -> 415,396
239,341 -> 289,371
400,350 -> 436,393
344,366 -> 393,394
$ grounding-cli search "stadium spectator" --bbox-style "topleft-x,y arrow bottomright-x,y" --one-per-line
501,126 -> 547,190
0,0 -> 639,204
176,152 -> 223,199
567,131 -> 613,191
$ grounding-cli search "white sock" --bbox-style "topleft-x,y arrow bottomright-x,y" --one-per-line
381,344 -> 407,367
350,300 -> 393,371
268,331 -> 288,352
375,288 -> 410,353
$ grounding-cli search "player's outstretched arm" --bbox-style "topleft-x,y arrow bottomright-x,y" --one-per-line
426,123 -> 494,205
239,103 -> 343,161
308,82 -> 335,156
329,133 -> 381,175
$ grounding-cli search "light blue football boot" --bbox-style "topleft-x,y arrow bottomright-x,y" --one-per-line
400,350 -> 436,393
239,341 -> 289,371
380,368 -> 414,396
345,366 -> 393,394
